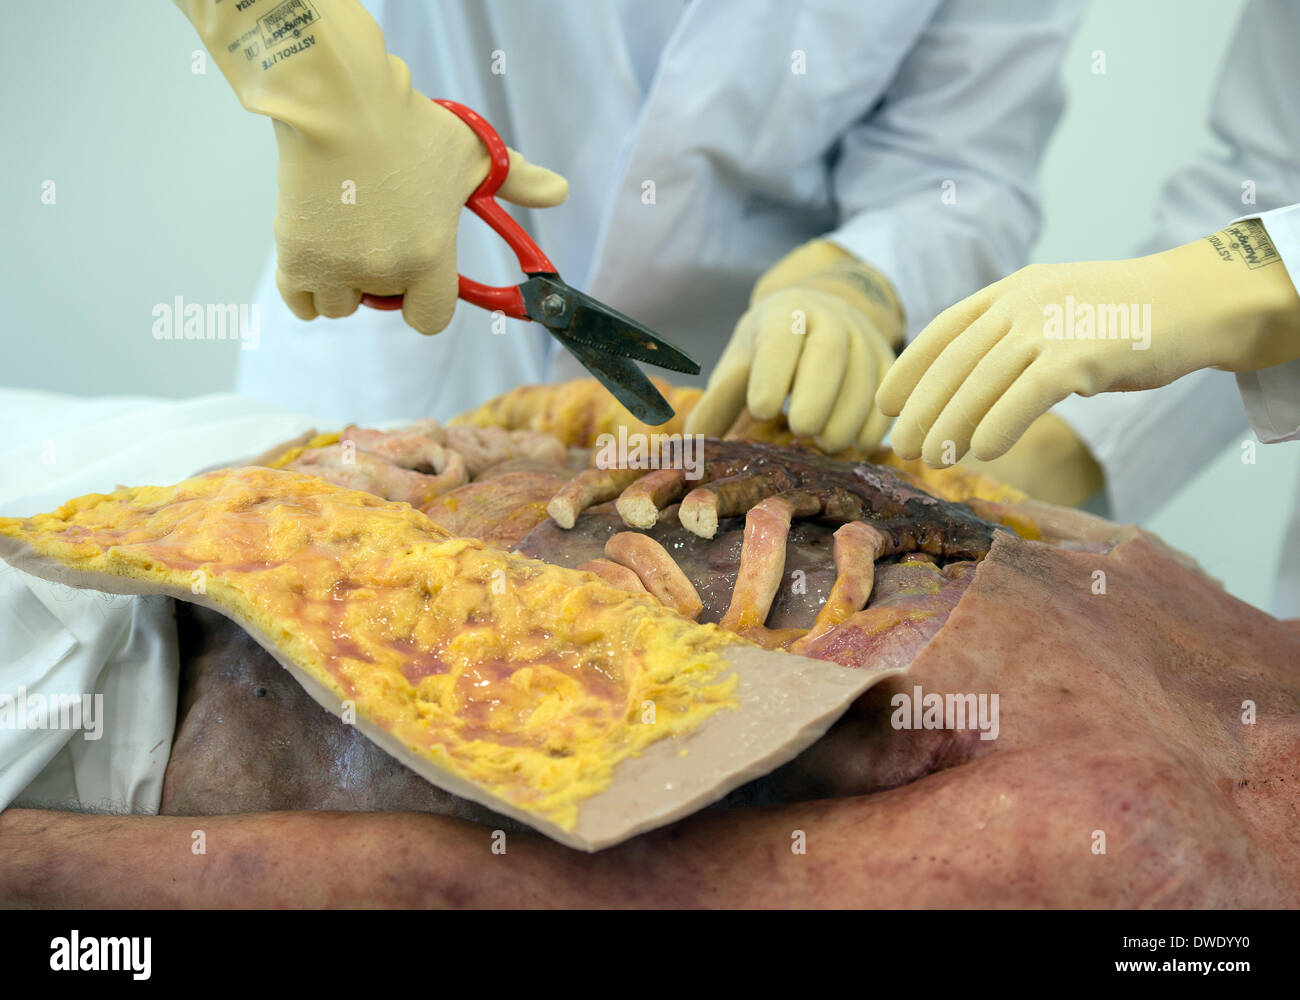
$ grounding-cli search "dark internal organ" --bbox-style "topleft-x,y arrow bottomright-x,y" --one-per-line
541,439 -> 1000,649
516,509 -> 977,664
280,424 -> 997,654
283,421 -> 568,510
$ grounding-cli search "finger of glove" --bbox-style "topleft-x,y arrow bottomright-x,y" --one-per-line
876,290 -> 992,415
970,360 -> 1072,461
497,149 -> 570,208
922,330 -> 1037,466
276,269 -> 318,322
854,332 -> 898,452
747,302 -> 812,419
313,286 -> 363,320
707,311 -> 759,391
400,264 -> 460,336
685,363 -> 750,438
815,325 -> 875,453
787,317 -> 849,438
890,312 -> 1011,460
858,398 -> 894,454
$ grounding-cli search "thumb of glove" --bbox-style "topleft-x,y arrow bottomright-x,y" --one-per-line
497,149 -> 569,208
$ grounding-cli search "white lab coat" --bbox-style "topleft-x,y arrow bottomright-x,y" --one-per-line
1052,0 -> 1300,616
236,0 -> 1082,425
0,0 -> 1084,813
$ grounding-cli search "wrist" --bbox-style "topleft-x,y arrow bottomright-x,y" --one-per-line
1177,224 -> 1300,372
270,57 -> 423,152
179,0 -> 412,143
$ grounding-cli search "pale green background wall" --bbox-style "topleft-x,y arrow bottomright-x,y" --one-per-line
1,2 -> 275,398
1,0 -> 1294,611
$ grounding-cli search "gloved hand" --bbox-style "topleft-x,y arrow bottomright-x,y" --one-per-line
176,0 -> 567,335
959,412 -> 1104,507
686,240 -> 905,453
877,221 -> 1300,465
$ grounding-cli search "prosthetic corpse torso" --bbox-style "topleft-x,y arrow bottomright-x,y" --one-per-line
4,387 -> 1298,901
169,407 -> 1300,905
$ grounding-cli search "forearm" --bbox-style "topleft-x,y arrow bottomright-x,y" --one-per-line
0,801 -> 900,909
0,757 -> 1103,909
0,808 -> 486,908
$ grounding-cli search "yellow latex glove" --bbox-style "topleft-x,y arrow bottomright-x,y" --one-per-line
959,412 -> 1104,507
686,240 -> 905,452
175,0 -> 567,335
878,220 -> 1300,465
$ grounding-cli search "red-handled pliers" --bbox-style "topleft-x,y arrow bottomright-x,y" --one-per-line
362,100 -> 698,425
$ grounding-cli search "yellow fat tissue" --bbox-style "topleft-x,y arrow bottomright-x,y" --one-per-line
0,466 -> 742,829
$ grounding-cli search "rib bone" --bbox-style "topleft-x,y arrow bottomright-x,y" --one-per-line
604,532 -> 703,620
615,468 -> 687,529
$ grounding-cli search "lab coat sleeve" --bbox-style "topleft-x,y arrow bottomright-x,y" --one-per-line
824,0 -> 1083,341
1233,204 -> 1300,444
